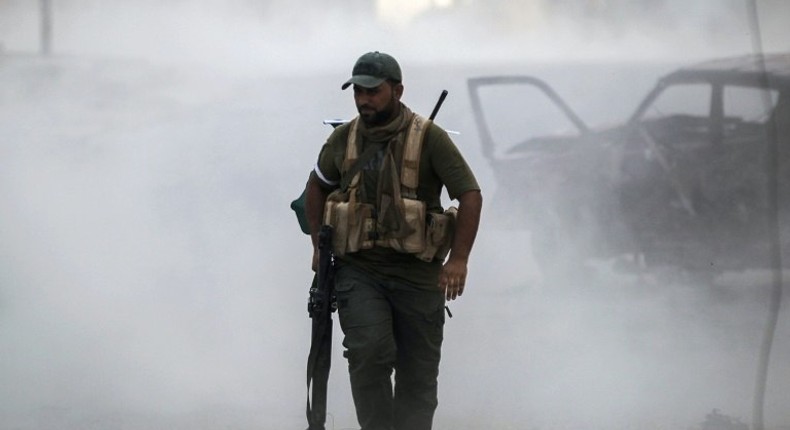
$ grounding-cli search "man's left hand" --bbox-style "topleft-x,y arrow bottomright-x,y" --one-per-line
439,256 -> 468,301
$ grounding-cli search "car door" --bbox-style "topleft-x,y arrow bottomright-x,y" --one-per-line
619,79 -> 715,226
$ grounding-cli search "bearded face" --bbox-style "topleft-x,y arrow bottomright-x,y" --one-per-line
354,81 -> 403,126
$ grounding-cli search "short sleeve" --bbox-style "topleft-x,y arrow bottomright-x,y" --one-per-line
427,125 -> 480,200
313,126 -> 349,189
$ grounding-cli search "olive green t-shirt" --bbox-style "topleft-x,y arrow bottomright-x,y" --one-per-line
314,114 -> 480,290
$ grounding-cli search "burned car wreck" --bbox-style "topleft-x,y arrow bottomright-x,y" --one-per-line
469,53 -> 790,272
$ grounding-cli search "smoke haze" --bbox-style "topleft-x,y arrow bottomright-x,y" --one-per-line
1,1 -> 789,429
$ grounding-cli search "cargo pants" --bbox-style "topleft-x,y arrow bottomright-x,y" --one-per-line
334,264 -> 446,430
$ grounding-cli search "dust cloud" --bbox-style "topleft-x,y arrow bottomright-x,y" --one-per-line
1,1 -> 789,429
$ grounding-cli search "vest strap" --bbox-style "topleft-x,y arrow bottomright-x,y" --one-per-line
401,114 -> 430,195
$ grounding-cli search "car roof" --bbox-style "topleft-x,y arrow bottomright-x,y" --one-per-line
663,53 -> 790,88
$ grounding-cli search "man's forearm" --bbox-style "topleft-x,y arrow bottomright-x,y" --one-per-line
449,190 -> 482,261
305,173 -> 330,249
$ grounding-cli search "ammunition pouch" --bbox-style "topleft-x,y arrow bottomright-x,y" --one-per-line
376,198 -> 426,254
324,190 -> 456,262
323,189 -> 375,256
418,206 -> 457,262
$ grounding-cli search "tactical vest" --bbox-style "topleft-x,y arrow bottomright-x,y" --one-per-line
323,114 -> 457,262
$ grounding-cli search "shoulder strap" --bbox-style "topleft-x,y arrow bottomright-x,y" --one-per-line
400,114 -> 431,196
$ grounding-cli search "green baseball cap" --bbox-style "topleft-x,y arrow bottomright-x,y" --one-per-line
341,51 -> 402,90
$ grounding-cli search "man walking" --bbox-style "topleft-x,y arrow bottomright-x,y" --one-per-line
304,51 -> 482,430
